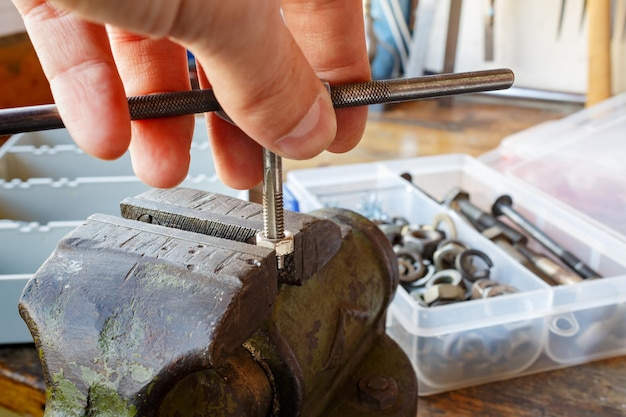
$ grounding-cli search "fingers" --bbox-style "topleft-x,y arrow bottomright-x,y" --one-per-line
107,29 -> 194,188
176,1 -> 338,161
195,63 -> 264,190
14,1 -> 194,187
17,0 -> 370,191
207,115 -> 264,190
281,0 -> 371,153
46,0 -> 339,158
13,0 -> 130,160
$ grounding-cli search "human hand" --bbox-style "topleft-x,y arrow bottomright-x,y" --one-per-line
11,0 -> 370,189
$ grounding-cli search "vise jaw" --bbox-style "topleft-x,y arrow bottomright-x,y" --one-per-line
19,188 -> 417,416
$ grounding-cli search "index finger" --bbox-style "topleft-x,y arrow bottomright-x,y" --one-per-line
281,0 -> 371,153
12,0 -> 131,160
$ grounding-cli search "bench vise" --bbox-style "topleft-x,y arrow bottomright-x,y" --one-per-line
19,188 -> 417,416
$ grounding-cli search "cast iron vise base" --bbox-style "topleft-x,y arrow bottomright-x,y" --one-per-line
19,188 -> 417,416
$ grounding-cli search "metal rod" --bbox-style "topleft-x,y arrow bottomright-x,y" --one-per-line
516,245 -> 584,286
492,195 -> 600,279
0,69 -> 514,136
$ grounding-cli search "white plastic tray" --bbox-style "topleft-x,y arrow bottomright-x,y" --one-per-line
285,95 -> 626,395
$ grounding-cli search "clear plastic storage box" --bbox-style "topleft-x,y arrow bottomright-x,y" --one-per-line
285,93 -> 626,395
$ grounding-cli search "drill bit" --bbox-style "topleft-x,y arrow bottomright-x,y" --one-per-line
0,69 -> 514,136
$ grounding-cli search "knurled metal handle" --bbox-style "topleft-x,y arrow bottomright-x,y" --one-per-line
0,69 -> 514,136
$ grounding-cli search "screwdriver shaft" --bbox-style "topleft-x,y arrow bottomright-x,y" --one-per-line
0,69 -> 514,136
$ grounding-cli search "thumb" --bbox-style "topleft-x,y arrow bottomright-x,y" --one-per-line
49,0 -> 338,160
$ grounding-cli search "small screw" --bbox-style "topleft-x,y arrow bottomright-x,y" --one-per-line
357,375 -> 399,411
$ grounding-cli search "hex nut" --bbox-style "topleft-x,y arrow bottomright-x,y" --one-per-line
357,375 -> 399,411
378,223 -> 404,246
256,230 -> 294,256
423,284 -> 466,306
256,231 -> 294,270
426,269 -> 463,288
402,227 -> 445,259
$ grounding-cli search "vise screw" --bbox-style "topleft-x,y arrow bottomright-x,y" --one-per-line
19,188 -> 417,417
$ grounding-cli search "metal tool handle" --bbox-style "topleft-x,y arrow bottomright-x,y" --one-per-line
330,69 -> 513,108
0,90 -> 222,136
0,69 -> 514,136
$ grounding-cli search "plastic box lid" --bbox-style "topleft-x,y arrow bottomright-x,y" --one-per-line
480,92 -> 626,243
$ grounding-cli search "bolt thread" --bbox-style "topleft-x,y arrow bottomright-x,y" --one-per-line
274,192 -> 285,238
262,149 -> 285,240
263,191 -> 285,240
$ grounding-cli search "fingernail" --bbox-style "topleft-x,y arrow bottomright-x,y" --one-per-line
275,94 -> 336,159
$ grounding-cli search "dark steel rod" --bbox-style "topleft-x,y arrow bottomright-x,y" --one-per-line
0,69 -> 514,136
492,195 -> 601,280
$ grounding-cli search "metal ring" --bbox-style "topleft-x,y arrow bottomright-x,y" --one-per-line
470,278 -> 499,300
548,313 -> 580,337
396,251 -> 426,283
433,241 -> 467,271
432,212 -> 457,240
408,286 -> 429,307
482,284 -> 518,298
426,269 -> 463,288
405,263 -> 436,288
442,331 -> 487,362
455,249 -> 494,282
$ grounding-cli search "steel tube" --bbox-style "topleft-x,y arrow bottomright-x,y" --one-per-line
0,69 -> 514,136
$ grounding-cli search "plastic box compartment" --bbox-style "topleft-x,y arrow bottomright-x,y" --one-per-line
286,153 -> 626,395
0,139 -> 217,181
0,220 -> 79,344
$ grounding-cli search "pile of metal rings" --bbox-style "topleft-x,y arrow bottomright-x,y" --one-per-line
376,214 -> 519,307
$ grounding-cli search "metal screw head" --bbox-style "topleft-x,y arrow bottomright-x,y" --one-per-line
442,187 -> 470,209
357,375 -> 399,411
491,194 -> 513,217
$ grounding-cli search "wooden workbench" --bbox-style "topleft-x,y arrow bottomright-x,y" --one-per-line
2,31 -> 626,417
